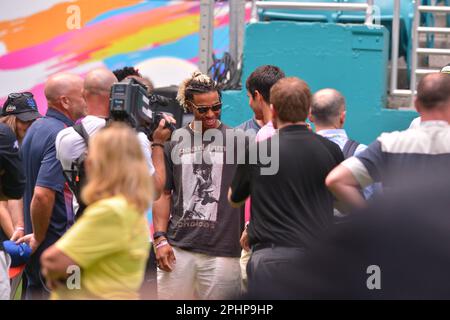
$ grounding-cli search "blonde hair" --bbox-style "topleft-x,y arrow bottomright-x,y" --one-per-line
81,122 -> 154,213
176,71 -> 218,112
0,115 -> 17,136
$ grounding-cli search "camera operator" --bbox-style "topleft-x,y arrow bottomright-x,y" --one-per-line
113,66 -> 154,93
0,122 -> 25,299
56,68 -> 173,218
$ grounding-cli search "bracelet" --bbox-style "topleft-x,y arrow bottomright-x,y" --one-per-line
151,143 -> 164,149
154,236 -> 167,246
155,240 -> 169,250
15,227 -> 24,231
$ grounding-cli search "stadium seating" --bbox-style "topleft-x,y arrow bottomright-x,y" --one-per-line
258,0 -> 341,23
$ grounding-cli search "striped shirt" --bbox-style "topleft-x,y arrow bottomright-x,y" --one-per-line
342,121 -> 450,188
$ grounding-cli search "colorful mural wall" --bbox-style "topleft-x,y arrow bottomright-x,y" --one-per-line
0,0 -> 251,114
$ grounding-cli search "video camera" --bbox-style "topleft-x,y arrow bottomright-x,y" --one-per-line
109,77 -> 176,138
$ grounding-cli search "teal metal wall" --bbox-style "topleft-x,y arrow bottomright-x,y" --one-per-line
221,21 -> 418,145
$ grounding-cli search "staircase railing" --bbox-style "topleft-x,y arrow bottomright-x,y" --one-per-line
251,1 -> 375,25
391,0 -> 450,107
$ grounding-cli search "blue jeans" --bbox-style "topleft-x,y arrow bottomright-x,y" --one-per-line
24,235 -> 58,300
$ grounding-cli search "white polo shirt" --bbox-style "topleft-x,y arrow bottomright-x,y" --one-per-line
56,115 -> 155,175
55,116 -> 155,215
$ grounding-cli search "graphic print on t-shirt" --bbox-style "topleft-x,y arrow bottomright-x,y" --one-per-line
180,148 -> 223,222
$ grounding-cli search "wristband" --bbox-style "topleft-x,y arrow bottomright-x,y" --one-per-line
15,227 -> 24,231
151,143 -> 164,149
154,236 -> 167,246
155,240 -> 168,250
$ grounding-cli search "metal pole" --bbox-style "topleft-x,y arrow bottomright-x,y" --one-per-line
418,26 -> 450,34
419,5 -> 450,13
198,0 -> 215,74
230,0 -> 245,66
409,0 -> 421,105
251,0 -> 259,23
390,0 -> 401,94
417,48 -> 450,55
365,0 -> 374,25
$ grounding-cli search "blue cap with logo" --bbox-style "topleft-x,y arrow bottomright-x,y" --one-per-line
2,240 -> 32,278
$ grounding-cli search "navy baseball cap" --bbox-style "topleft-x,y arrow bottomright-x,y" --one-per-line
1,92 -> 41,122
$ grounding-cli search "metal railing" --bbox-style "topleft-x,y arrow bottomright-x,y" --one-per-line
390,0 -> 450,105
417,26 -> 450,33
209,0 -> 449,104
252,1 -> 375,25
389,0 -> 402,96
418,5 -> 450,13
200,0 -> 377,76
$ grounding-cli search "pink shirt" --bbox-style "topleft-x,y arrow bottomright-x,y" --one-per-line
255,121 -> 276,143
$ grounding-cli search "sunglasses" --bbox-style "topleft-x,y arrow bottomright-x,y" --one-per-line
190,101 -> 222,114
8,92 -> 33,99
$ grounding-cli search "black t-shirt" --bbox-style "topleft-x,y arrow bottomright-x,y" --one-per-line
0,123 -> 25,242
230,124 -> 344,248
164,123 -> 244,257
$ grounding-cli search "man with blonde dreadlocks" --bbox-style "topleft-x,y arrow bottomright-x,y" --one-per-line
152,72 -> 244,299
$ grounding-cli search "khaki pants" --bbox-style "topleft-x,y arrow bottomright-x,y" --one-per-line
157,246 -> 241,300
240,248 -> 252,293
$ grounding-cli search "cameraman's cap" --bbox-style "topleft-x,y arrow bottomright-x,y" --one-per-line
1,92 -> 41,122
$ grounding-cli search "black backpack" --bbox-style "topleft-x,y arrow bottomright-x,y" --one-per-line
63,123 -> 89,219
334,138 -> 362,225
342,139 -> 360,159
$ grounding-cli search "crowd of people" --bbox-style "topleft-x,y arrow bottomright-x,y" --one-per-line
0,62 -> 449,300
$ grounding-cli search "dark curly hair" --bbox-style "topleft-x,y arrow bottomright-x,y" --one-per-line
112,66 -> 141,82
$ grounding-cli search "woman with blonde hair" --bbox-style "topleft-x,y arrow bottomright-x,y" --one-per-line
0,92 -> 41,144
41,122 -> 154,299
0,92 -> 41,247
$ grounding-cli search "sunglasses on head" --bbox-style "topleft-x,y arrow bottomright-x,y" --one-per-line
190,101 -> 222,114
8,92 -> 33,99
